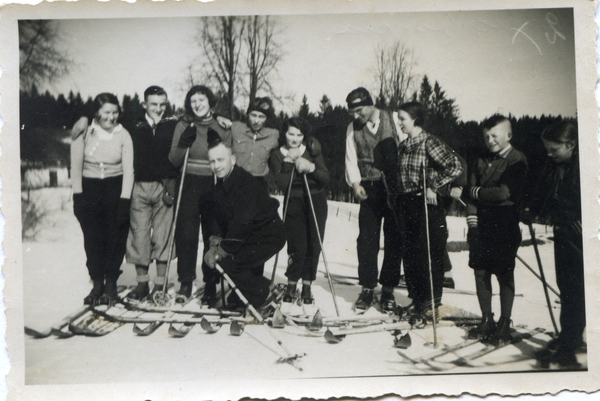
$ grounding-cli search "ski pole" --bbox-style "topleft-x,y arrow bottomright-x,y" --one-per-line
516,254 -> 560,298
381,172 -> 401,229
214,263 -> 264,323
422,165 -> 438,347
528,223 -> 559,335
302,174 -> 340,316
269,167 -> 296,289
155,145 -> 191,306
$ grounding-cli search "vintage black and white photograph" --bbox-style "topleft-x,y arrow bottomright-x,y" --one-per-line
2,0 -> 599,399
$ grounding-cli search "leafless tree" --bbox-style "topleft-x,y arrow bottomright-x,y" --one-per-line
373,41 -> 416,110
19,20 -> 72,94
196,16 -> 246,117
244,16 -> 282,105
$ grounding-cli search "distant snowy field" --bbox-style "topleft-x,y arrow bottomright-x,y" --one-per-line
21,187 -> 585,386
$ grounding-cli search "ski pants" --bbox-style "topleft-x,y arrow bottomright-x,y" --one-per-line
175,174 -> 217,284
357,180 -> 403,289
397,192 -> 447,309
554,222 -> 586,349
284,191 -> 328,282
219,218 -> 287,307
126,181 -> 174,266
74,176 -> 129,282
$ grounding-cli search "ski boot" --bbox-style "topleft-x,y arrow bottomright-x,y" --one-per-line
127,277 -> 150,302
223,292 -> 246,313
301,284 -> 314,305
175,282 -> 193,304
283,283 -> 297,303
551,345 -> 580,368
201,282 -> 217,306
487,316 -> 513,346
468,312 -> 496,342
354,288 -> 374,310
443,277 -> 455,289
379,287 -> 397,313
99,279 -> 119,306
84,279 -> 104,305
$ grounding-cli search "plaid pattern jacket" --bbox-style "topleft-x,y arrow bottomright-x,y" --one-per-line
397,131 -> 462,194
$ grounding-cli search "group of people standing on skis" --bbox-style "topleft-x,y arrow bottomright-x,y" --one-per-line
70,82 -> 584,368
343,87 -> 584,367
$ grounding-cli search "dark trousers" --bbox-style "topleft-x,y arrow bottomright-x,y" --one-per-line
397,193 -> 447,309
554,223 -> 586,349
357,181 -> 403,289
219,218 -> 286,306
175,174 -> 217,284
74,176 -> 128,281
284,191 -> 328,282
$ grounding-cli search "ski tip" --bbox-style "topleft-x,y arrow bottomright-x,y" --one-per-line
230,320 -> 244,336
24,326 -> 52,338
324,329 -> 345,344
200,317 -> 220,334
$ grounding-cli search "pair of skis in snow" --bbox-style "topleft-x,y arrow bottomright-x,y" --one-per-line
396,326 -> 548,372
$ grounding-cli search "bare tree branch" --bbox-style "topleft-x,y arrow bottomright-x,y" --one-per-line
19,20 -> 73,94
373,41 -> 417,110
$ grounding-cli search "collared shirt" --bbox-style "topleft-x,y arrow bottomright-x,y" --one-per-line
231,122 -> 279,177
397,130 -> 462,194
345,110 -> 405,186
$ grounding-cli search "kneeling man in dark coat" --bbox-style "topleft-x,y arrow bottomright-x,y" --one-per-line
204,129 -> 286,308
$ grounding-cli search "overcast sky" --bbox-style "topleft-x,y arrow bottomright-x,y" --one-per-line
47,8 -> 576,122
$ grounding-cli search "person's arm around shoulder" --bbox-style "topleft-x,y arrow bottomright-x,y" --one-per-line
304,137 -> 329,186
120,128 -> 134,199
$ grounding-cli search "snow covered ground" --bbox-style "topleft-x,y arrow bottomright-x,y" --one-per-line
21,187 -> 587,388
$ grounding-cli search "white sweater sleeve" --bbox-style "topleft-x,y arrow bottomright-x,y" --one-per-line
70,132 -> 85,194
344,123 -> 362,187
120,130 -> 135,199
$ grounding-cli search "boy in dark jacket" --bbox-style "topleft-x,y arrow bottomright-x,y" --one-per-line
465,115 -> 528,345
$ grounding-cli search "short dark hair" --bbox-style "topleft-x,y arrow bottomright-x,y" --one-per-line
482,114 -> 510,132
541,119 -> 578,148
281,116 -> 309,146
144,85 -> 167,101
346,87 -> 373,109
184,85 -> 216,116
93,93 -> 121,116
398,101 -> 425,127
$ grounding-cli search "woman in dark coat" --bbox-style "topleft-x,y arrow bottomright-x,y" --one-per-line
269,117 -> 330,305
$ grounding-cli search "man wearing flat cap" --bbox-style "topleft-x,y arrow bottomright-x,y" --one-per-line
345,87 -> 405,311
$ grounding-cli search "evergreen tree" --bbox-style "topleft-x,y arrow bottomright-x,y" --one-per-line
299,94 -> 310,119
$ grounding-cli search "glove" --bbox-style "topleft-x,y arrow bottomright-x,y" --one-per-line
161,178 -> 177,207
352,183 -> 368,202
209,235 -> 223,248
204,246 -> 219,269
117,198 -> 131,227
178,124 -> 196,148
295,157 -> 315,174
287,147 -> 303,161
73,192 -> 85,219
306,137 -> 322,157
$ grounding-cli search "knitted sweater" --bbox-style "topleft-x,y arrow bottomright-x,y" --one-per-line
70,120 -> 134,198
169,116 -> 232,176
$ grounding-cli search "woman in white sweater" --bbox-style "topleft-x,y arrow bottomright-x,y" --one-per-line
70,93 -> 134,305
